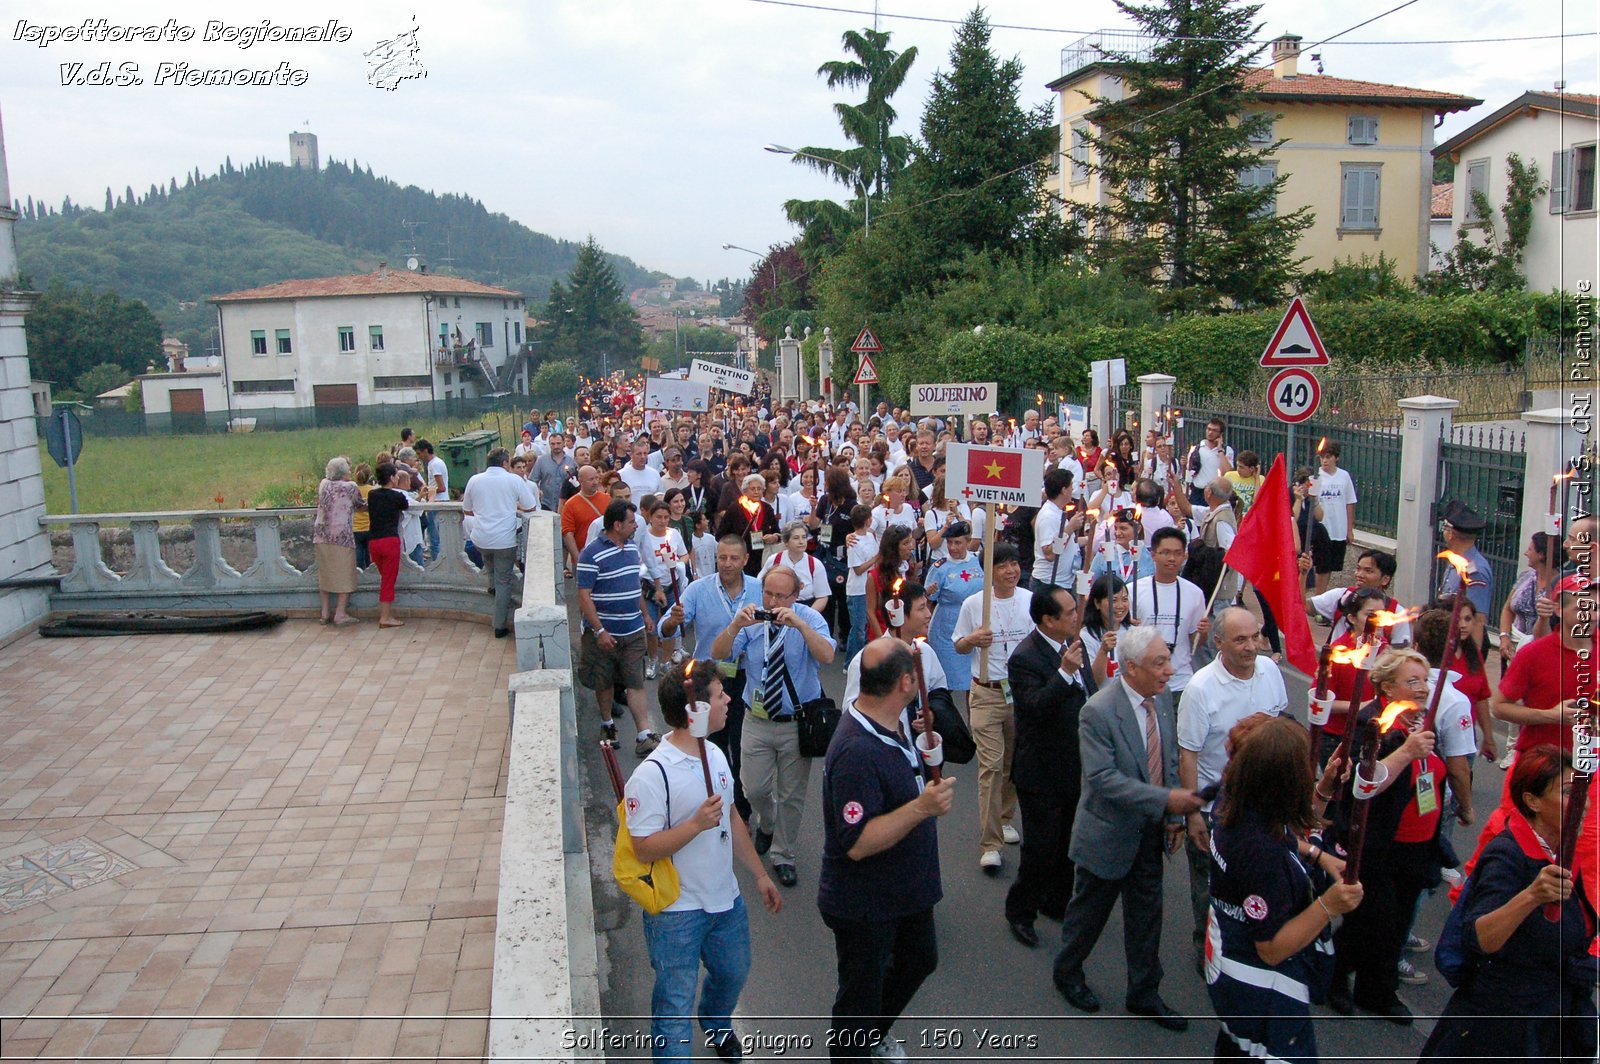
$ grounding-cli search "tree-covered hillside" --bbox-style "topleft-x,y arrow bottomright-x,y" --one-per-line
15,157 -> 664,352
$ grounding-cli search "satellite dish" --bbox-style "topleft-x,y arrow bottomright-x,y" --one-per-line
406,256 -> 420,271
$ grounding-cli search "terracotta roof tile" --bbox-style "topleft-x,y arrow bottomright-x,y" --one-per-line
1431,183 -> 1453,218
212,269 -> 520,303
1243,68 -> 1479,111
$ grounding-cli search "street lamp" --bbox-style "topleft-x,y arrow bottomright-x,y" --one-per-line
763,143 -> 869,235
720,243 -> 776,373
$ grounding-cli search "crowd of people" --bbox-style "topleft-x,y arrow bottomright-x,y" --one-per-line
322,373 -> 1595,1063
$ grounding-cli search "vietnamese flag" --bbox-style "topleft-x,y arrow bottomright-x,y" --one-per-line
1224,455 -> 1317,677
971,448 -> 1024,489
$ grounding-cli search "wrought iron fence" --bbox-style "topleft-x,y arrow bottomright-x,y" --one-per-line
1164,390 -> 1403,539
1434,423 -> 1529,609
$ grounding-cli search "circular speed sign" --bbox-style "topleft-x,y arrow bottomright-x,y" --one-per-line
1266,368 -> 1321,423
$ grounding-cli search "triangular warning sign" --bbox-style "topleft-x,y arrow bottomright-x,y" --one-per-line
1260,297 -> 1329,367
853,353 -> 880,385
851,326 -> 882,353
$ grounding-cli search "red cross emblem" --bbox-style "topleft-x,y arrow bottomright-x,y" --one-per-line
1459,715 -> 1472,730
626,797 -> 639,814
842,801 -> 865,825
960,487 -> 974,499
1243,895 -> 1268,920
959,570 -> 973,582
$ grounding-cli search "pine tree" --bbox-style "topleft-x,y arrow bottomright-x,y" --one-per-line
104,188 -> 114,212
537,237 -> 642,365
1078,0 -> 1312,310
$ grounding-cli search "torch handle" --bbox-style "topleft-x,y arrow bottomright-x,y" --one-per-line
697,737 -> 716,798
1424,600 -> 1465,734
1547,717 -> 1595,921
912,648 -> 942,783
1343,723 -> 1380,886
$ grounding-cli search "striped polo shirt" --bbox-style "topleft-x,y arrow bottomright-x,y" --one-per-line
577,532 -> 646,637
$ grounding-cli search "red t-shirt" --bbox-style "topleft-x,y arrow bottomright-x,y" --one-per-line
1501,632 -> 1593,754
1393,745 -> 1447,843
1448,651 -> 1492,709
1320,631 -> 1370,737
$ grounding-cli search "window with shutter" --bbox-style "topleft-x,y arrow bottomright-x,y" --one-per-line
1246,115 -> 1273,145
1240,164 -> 1277,216
1341,165 -> 1380,229
1464,159 -> 1489,222
1070,125 -> 1089,184
1574,145 -> 1597,213
1551,149 -> 1571,214
1347,116 -> 1378,145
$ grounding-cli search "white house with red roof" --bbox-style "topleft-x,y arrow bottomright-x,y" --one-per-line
211,265 -> 528,415
1433,90 -> 1599,293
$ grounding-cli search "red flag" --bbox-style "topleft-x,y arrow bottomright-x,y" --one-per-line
1224,455 -> 1317,677
967,448 -> 1024,489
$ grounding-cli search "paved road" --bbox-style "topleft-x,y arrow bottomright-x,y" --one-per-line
582,631 -> 1505,1062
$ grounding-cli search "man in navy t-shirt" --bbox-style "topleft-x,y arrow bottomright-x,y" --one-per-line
818,638 -> 955,1061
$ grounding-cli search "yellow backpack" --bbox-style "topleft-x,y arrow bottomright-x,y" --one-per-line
612,758 -> 681,914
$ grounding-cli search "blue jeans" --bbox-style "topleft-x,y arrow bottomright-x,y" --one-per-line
642,896 -> 751,1061
422,511 -> 440,558
846,594 -> 868,659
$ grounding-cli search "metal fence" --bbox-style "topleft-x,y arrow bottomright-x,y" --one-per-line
1434,423 -> 1529,608
41,392 -> 582,440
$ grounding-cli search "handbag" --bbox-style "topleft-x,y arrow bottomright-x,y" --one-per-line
924,688 -> 976,765
796,696 -> 842,758
611,760 -> 682,914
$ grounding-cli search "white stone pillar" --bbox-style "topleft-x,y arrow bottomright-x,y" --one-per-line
1393,395 -> 1458,609
777,327 -> 801,405
818,327 -> 833,402
1138,373 -> 1177,443
0,105 -> 53,641
1520,407 -> 1588,564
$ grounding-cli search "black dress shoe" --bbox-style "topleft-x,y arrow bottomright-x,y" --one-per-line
1008,920 -> 1039,948
1055,978 -> 1100,1013
1326,984 -> 1354,1015
1127,1000 -> 1189,1032
1359,998 -> 1413,1026
494,627 -> 510,639
709,1031 -> 743,1061
753,829 -> 773,856
773,864 -> 798,887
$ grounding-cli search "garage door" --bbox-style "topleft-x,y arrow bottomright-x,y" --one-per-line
313,384 -> 359,427
169,388 -> 206,434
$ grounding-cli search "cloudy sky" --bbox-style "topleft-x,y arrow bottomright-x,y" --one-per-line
2,1 -> 1595,285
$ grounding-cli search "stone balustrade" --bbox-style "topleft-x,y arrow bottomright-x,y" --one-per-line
40,503 -> 499,617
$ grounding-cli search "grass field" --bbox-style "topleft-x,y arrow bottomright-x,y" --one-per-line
39,416 -> 513,515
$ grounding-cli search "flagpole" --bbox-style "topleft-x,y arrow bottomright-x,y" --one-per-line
979,501 -> 997,682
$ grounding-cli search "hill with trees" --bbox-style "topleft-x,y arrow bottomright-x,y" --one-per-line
13,156 -> 666,355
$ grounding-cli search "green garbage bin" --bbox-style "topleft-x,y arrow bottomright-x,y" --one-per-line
438,429 -> 500,497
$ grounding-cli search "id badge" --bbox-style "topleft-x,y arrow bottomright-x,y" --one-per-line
1000,679 -> 1014,706
1414,769 -> 1438,817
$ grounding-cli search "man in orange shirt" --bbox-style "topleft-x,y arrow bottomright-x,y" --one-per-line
561,465 -> 606,577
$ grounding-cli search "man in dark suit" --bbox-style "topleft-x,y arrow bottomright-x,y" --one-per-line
1004,586 -> 1094,948
1052,625 -> 1202,1031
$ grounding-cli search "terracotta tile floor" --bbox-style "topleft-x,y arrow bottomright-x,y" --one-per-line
0,618 -> 514,1060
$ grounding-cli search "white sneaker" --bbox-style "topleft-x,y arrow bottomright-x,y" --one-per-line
645,660 -> 659,681
1396,958 -> 1429,985
670,648 -> 686,664
1440,867 -> 1462,885
870,1037 -> 908,1060
1002,824 -> 1021,845
979,850 -> 1003,874
1497,752 -> 1516,770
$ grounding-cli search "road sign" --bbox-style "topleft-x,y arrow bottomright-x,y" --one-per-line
945,443 -> 1045,507
1260,296 -> 1330,367
45,409 -> 84,469
853,354 -> 880,385
1266,368 -> 1321,423
688,358 -> 756,396
911,382 -> 998,417
850,326 -> 882,353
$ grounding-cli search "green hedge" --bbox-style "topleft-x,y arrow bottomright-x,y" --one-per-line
895,290 -> 1575,402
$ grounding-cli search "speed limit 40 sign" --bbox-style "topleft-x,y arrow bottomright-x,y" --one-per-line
1266,368 -> 1320,423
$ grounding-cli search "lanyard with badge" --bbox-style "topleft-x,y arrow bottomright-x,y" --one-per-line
847,708 -> 925,792
1412,744 -> 1438,817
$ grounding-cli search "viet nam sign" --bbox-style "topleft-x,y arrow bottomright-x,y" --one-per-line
643,377 -> 711,413
910,382 -> 999,418
688,358 -> 756,396
945,443 -> 1045,507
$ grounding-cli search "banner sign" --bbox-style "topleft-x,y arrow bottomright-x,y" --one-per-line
687,359 -> 755,395
945,443 -> 1045,507
910,382 -> 999,417
643,377 -> 711,413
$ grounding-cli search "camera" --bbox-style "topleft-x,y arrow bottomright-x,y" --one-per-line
752,608 -> 779,623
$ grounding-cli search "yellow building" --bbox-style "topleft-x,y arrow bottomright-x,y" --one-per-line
1047,33 -> 1480,278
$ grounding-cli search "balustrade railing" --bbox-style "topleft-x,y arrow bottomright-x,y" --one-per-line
41,503 -> 498,615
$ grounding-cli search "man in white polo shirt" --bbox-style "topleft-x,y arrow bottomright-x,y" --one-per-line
461,447 -> 538,639
1176,607 -> 1287,970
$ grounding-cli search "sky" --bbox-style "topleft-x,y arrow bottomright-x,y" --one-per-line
2,1 -> 1596,288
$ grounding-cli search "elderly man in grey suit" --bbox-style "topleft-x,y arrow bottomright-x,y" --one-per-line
1052,625 -> 1202,1032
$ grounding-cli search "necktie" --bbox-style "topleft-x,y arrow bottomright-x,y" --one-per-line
763,623 -> 791,718
1142,697 -> 1164,786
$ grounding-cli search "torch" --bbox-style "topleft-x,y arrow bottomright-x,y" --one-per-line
912,636 -> 943,783
1130,504 -> 1144,618
1343,699 -> 1417,884
1328,637 -> 1377,775
741,497 -> 765,559
682,661 -> 716,797
886,577 -> 906,636
1549,699 -> 1596,920
1308,642 -> 1335,773
1427,551 -> 1476,734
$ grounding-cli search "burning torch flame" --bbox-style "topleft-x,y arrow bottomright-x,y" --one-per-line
1437,550 -> 1472,582
1316,437 -> 1327,454
1555,470 -> 1575,484
740,498 -> 760,516
890,577 -> 905,598
1371,606 -> 1421,628
1330,643 -> 1375,669
1376,699 -> 1418,734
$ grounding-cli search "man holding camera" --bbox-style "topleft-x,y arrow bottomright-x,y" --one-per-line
711,566 -> 836,888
